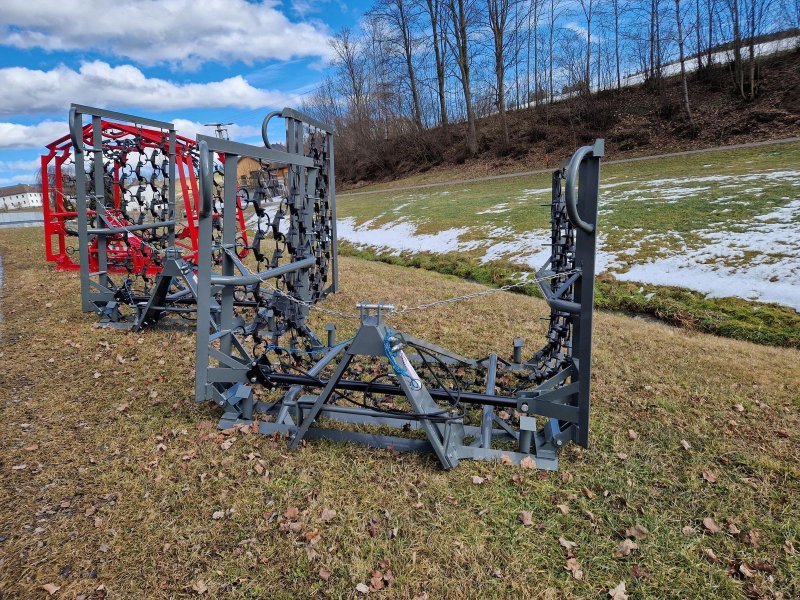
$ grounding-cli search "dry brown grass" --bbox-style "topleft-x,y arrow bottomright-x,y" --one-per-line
1,227 -> 798,599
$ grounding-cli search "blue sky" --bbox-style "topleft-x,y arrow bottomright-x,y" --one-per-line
0,0 -> 370,186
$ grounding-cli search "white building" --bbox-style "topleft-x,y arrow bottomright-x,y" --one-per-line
0,184 -> 43,210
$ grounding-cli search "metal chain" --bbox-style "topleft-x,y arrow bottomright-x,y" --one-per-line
256,269 -> 578,320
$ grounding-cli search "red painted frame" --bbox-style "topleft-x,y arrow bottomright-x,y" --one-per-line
41,120 -> 248,275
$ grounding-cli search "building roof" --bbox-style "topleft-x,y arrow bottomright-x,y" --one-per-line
0,184 -> 42,197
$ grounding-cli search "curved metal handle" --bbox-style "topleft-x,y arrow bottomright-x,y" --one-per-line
565,144 -> 597,234
261,110 -> 282,148
198,140 -> 212,218
69,105 -> 83,153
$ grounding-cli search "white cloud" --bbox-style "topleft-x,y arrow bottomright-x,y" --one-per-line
0,158 -> 41,171
0,62 -> 303,116
565,22 -> 604,44
0,0 -> 333,67
0,174 -> 35,186
170,119 -> 261,142
0,121 -> 66,149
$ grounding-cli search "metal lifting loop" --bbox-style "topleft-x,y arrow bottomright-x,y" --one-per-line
564,141 -> 602,234
261,110 -> 282,149
198,140 -> 212,218
69,105 -> 83,153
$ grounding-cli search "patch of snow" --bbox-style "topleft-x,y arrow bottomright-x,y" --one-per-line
337,217 -> 480,254
614,200 -> 800,309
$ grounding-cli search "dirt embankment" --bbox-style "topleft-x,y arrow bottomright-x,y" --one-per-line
340,49 -> 800,189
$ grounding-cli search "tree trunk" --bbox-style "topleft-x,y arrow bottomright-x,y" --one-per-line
488,0 -> 510,146
548,0 -> 555,104
614,0 -> 621,89
695,0 -> 703,69
447,0 -> 478,155
706,0 -> 714,67
396,0 -> 423,128
674,0 -> 694,123
425,0 -> 449,127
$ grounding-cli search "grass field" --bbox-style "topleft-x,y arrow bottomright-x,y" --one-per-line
1,227 -> 799,599
336,142 -> 800,347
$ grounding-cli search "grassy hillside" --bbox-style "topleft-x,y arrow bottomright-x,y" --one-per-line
336,141 -> 800,347
1,227 -> 798,598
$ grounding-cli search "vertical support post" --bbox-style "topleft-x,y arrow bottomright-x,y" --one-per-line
513,338 -> 524,363
168,128 -> 177,247
221,154 -> 238,357
571,145 -> 602,448
480,353 -> 498,448
328,134 -> 338,293
71,108 -> 92,312
92,116 -> 108,291
195,141 -> 213,403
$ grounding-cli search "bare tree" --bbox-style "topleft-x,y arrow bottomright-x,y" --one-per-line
330,29 -> 368,126
370,0 -> 425,128
487,0 -> 513,145
422,0 -> 450,127
743,0 -> 771,99
577,0 -> 597,90
612,0 -> 623,88
446,0 -> 479,154
547,0 -> 564,104
674,0 -> 694,122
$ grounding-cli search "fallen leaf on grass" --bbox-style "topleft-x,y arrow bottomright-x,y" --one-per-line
681,525 -> 695,536
556,504 -> 569,515
784,540 -> 796,555
191,580 -> 208,594
581,486 -> 594,499
321,508 -> 336,522
744,529 -> 761,547
608,581 -> 628,600
42,583 -> 60,595
319,567 -> 331,581
116,403 -> 129,413
614,539 -> 638,558
701,470 -> 718,483
369,571 -> 385,591
733,403 -> 745,412
680,440 -> 691,451
564,557 -> 583,580
739,563 -> 755,578
471,475 -> 485,485
283,506 -> 300,520
559,537 -> 577,551
520,456 -> 536,469
355,582 -> 370,594
702,547 -> 719,563
412,594 -> 429,600
627,429 -> 638,440
23,444 -> 38,451
624,524 -> 648,540
519,511 -> 533,526
703,517 -> 721,534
